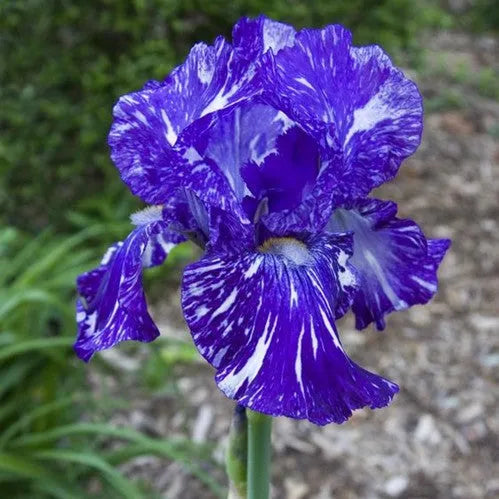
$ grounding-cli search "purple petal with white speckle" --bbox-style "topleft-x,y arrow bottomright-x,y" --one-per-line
327,198 -> 451,330
191,102 -> 295,202
108,17 -> 292,205
182,230 -> 397,424
74,221 -> 181,361
262,24 -> 423,199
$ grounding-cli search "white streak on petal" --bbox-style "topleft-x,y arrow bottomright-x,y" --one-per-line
310,318 -> 318,358
134,110 -> 149,126
219,314 -> 277,395
101,246 -> 119,266
160,109 -> 178,146
290,279 -> 298,308
411,275 -> 436,292
364,249 -> 407,309
213,345 -> 229,368
211,288 -> 238,320
195,262 -> 223,274
295,76 -> 314,90
195,305 -> 210,319
344,88 -> 407,146
244,258 -> 262,279
295,323 -> 305,396
319,307 -> 343,351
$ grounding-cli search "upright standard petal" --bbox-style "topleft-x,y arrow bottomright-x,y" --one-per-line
232,16 -> 296,58
109,31 -> 266,204
257,145 -> 341,237
182,231 -> 398,425
74,220 -> 182,361
262,24 -> 423,198
241,126 -> 320,216
327,198 -> 451,330
109,16 -> 299,206
191,102 -> 295,201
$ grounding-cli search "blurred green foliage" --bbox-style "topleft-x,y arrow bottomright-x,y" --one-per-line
456,0 -> 499,33
1,0 -> 453,233
0,227 -> 223,497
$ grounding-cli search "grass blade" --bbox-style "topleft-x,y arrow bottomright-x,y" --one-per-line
0,337 -> 73,362
12,422 -> 225,496
32,449 -> 143,499
0,452 -> 79,499
0,396 -> 76,449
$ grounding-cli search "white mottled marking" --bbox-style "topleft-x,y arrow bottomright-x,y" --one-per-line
213,345 -> 229,368
183,146 -> 203,163
156,235 -> 175,254
219,315 -> 277,395
211,288 -> 238,320
141,241 -> 153,267
160,109 -> 178,146
85,311 -> 98,334
134,110 -> 149,126
364,249 -> 407,309
272,111 -> 294,132
344,88 -> 406,145
244,258 -> 262,279
195,305 -> 210,319
295,324 -> 305,395
195,262 -> 223,274
295,76 -> 314,90
262,19 -> 295,53
197,54 -> 215,84
411,275 -> 436,292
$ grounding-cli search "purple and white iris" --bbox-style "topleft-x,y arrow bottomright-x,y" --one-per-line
75,17 -> 450,425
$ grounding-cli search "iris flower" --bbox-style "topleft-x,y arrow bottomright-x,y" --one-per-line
75,17 -> 450,425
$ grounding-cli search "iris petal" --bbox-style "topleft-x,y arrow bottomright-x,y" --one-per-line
108,17 -> 294,206
191,102 -> 295,202
262,24 -> 422,199
241,126 -> 320,216
182,230 -> 398,425
327,198 -> 451,330
74,221 -> 182,361
259,146 -> 340,236
233,16 -> 296,57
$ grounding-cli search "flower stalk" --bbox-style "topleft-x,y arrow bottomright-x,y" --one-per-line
247,409 -> 272,499
226,405 -> 248,498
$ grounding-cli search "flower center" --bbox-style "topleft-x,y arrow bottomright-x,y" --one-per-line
258,237 -> 311,265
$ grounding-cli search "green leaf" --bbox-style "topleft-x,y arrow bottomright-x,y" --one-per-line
32,449 -> 143,499
0,452 -> 79,499
0,358 -> 39,398
0,289 -> 66,321
12,227 -> 102,288
0,337 -> 73,362
0,229 -> 53,286
12,422 -> 225,497
0,396 -> 76,449
106,443 -> 225,498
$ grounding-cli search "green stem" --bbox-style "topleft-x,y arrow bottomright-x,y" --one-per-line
226,405 -> 248,498
247,410 -> 272,499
